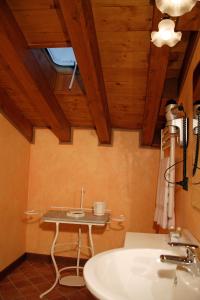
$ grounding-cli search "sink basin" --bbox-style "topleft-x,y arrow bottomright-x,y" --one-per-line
84,248 -> 200,300
175,267 -> 200,300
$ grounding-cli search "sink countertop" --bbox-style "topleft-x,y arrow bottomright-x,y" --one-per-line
124,230 -> 200,250
124,232 -> 169,249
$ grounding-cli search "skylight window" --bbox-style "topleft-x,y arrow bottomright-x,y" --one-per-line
47,47 -> 76,67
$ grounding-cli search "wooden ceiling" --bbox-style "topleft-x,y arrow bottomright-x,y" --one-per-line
0,0 -> 199,146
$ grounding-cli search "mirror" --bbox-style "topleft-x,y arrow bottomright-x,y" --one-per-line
192,61 -> 200,210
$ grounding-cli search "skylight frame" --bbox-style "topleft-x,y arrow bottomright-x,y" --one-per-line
46,47 -> 77,68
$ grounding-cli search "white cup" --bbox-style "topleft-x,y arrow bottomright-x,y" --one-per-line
93,202 -> 106,216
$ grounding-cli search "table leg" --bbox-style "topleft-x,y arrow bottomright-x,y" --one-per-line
88,224 -> 94,256
76,227 -> 82,276
40,222 -> 60,298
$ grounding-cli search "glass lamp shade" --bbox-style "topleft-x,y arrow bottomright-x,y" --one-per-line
155,0 -> 199,17
151,19 -> 182,47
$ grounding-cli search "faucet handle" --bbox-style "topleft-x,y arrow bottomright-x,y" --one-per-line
168,242 -> 199,249
169,242 -> 200,263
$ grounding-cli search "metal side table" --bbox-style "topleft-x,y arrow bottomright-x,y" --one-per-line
40,210 -> 109,298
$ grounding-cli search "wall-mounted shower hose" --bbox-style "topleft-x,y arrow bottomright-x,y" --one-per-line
176,117 -> 188,190
193,113 -> 200,176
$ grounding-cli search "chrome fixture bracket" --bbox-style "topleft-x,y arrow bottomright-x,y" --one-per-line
193,102 -> 200,135
193,119 -> 198,135
165,102 -> 187,147
166,118 -> 188,147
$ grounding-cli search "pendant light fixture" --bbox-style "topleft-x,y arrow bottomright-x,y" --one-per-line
151,18 -> 182,47
155,0 -> 199,17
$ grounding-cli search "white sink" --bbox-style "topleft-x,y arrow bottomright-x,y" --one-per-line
175,267 -> 200,300
84,248 -> 200,300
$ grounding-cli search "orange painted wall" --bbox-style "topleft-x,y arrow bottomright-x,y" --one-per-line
0,114 -> 30,271
176,39 -> 200,241
26,129 -> 160,257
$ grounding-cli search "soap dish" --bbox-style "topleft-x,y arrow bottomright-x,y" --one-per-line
66,209 -> 85,219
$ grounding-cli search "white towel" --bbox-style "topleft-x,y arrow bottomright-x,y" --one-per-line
154,157 -> 170,229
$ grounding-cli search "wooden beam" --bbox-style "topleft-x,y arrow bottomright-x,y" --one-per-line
178,32 -> 200,97
32,49 -> 57,89
58,0 -> 111,144
162,78 -> 178,99
176,3 -> 200,31
6,1 -> 72,49
0,1 -> 71,143
193,62 -> 200,101
0,89 -> 33,142
142,6 -> 170,146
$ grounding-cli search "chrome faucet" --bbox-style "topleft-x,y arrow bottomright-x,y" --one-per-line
160,242 -> 200,277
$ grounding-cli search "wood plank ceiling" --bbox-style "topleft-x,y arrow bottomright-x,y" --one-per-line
0,0 -> 199,146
